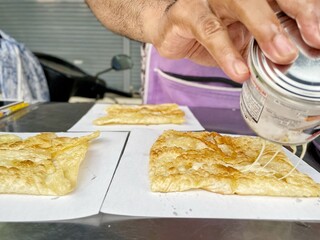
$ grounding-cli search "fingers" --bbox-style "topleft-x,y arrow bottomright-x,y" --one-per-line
156,0 -> 250,82
189,3 -> 250,82
276,0 -> 320,49
155,0 -> 320,82
228,0 -> 298,64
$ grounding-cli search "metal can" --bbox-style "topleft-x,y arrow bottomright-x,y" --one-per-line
240,12 -> 320,146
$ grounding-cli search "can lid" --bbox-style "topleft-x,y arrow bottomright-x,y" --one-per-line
251,12 -> 320,101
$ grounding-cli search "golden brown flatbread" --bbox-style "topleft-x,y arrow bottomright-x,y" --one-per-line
149,130 -> 320,197
93,104 -> 185,125
0,131 -> 100,196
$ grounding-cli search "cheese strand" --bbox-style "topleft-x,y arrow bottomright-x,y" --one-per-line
243,140 -> 266,172
291,145 -> 297,155
278,157 -> 303,180
278,143 -> 307,180
299,143 -> 307,159
259,149 -> 280,170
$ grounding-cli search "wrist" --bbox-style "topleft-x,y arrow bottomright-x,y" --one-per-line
142,1 -> 176,44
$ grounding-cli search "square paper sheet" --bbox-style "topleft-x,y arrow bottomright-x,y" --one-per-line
68,104 -> 204,132
101,129 -> 320,221
0,131 -> 128,222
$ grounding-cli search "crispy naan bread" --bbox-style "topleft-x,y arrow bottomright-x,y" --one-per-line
0,131 -> 100,196
149,130 -> 320,197
93,103 -> 185,125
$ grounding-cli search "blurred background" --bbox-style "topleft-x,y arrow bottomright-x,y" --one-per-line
0,0 -> 142,100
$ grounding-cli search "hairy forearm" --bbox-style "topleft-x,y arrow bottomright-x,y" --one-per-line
86,0 -> 176,42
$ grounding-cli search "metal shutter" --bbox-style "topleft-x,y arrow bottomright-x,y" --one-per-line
0,0 -> 142,92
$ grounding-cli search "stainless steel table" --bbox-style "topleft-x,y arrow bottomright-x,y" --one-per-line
0,102 -> 319,240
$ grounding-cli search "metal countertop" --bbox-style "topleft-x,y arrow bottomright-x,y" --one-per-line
0,102 -> 319,240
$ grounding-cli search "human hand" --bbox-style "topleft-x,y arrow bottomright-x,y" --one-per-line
147,0 -> 320,83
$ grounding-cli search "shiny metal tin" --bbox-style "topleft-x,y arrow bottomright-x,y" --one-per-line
240,12 -> 320,145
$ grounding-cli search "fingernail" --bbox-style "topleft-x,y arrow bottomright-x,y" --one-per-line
234,60 -> 249,75
273,33 -> 297,57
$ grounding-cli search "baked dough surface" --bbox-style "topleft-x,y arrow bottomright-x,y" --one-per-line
0,131 -> 99,196
93,104 -> 185,125
149,130 -> 320,197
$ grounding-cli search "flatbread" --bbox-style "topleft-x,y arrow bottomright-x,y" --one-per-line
93,104 -> 185,125
149,130 -> 320,197
0,131 -> 100,196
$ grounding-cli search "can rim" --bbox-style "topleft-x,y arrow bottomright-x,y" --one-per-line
250,39 -> 320,102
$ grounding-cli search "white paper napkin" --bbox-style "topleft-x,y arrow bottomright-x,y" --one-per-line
101,129 -> 320,220
68,104 -> 204,132
0,131 -> 128,222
